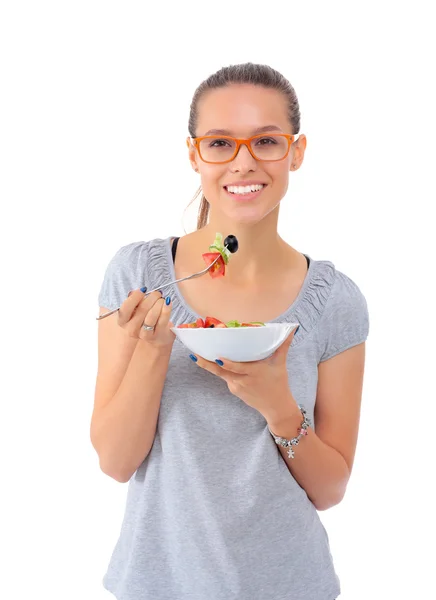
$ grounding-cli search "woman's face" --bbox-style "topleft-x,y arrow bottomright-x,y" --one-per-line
189,83 -> 306,225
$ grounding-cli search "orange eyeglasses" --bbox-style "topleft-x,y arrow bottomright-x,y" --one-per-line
186,133 -> 300,164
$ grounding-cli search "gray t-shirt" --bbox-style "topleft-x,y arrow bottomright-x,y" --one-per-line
98,236 -> 369,600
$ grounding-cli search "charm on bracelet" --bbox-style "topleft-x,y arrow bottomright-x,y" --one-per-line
267,405 -> 311,459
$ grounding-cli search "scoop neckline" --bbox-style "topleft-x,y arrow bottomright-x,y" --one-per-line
163,235 -> 316,324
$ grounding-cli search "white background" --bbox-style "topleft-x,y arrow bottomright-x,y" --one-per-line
1,1 -> 435,599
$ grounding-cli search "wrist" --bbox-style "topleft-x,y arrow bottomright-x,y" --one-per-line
267,405 -> 311,460
263,393 -> 301,433
267,411 -> 303,438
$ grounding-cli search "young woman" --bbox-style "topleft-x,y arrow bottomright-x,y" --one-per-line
92,62 -> 369,600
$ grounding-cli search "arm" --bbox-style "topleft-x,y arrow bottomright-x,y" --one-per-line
90,304 -> 173,483
266,342 -> 366,511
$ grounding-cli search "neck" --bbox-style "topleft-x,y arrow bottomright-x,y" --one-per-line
196,208 -> 292,284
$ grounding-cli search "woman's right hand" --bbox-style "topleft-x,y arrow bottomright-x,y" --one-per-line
117,289 -> 176,347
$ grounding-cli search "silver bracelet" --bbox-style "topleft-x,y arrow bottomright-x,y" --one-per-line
267,405 -> 311,459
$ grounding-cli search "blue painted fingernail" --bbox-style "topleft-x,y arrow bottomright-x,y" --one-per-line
165,296 -> 171,306
294,326 -> 300,335
189,354 -> 198,362
215,359 -> 224,366
140,286 -> 147,293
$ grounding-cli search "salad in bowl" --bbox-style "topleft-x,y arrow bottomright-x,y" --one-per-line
172,317 -> 298,362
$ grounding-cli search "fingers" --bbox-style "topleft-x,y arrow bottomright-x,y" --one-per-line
119,289 -> 162,335
118,288 -> 150,326
191,355 -> 231,381
137,296 -> 166,340
131,293 -> 163,334
212,358 -> 251,374
153,296 -> 172,336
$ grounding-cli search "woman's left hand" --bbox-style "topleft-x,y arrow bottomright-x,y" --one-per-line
191,328 -> 300,423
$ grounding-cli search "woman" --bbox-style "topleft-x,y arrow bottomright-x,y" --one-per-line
92,62 -> 369,600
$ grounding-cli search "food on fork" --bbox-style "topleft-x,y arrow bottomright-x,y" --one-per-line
202,233 -> 239,278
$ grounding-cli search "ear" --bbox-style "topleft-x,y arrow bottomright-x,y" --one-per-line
290,134 -> 307,171
187,138 -> 200,173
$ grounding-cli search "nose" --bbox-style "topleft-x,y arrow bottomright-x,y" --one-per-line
229,142 -> 257,173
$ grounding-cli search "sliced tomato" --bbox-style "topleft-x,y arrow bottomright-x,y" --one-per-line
177,318 -> 199,328
178,317 -> 205,328
202,252 -> 226,278
204,316 -> 226,328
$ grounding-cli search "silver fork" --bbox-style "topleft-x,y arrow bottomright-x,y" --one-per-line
96,251 -> 226,320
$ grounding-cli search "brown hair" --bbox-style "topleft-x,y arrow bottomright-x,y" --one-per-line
186,62 -> 301,230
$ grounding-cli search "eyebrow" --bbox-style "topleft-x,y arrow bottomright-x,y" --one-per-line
203,125 -> 283,136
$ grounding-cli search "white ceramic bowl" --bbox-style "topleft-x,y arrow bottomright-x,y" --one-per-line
171,322 -> 299,362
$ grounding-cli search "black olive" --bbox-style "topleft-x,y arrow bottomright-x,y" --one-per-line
209,324 -> 215,328
224,234 -> 238,254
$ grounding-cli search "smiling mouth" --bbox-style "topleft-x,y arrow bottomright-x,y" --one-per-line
224,184 -> 266,195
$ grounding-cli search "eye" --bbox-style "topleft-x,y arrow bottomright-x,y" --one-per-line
254,136 -> 278,146
209,138 -> 232,148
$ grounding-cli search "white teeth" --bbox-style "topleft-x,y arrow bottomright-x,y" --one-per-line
226,184 -> 264,195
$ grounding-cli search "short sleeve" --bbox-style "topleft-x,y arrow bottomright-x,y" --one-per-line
98,241 -> 149,310
318,270 -> 369,362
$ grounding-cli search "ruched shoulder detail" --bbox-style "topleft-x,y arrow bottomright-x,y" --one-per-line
145,237 -> 173,293
98,241 -> 150,310
276,259 -> 337,348
145,237 -> 194,325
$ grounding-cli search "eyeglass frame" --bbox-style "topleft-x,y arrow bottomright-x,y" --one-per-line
186,133 -> 300,164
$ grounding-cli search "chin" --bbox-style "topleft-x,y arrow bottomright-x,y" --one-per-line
231,201 -> 280,222
221,209 -> 271,227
